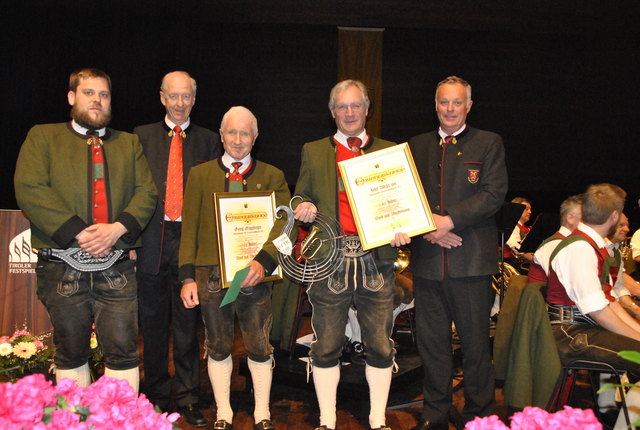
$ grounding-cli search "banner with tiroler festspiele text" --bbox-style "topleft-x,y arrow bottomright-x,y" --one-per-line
0,210 -> 52,338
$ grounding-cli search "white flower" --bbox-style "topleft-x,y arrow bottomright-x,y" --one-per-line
0,342 -> 12,356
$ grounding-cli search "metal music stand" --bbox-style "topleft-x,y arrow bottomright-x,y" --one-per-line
519,212 -> 559,254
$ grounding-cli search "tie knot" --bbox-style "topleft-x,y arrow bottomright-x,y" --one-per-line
347,137 -> 362,152
231,162 -> 242,174
444,135 -> 454,144
173,125 -> 182,134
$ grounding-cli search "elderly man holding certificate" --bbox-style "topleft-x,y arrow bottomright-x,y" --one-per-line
179,106 -> 290,430
294,79 -> 409,430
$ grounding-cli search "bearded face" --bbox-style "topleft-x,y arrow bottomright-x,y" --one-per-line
71,102 -> 112,130
67,77 -> 112,130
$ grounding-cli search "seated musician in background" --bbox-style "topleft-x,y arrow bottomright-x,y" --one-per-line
606,213 -> 640,318
546,184 -> 640,371
504,197 -> 534,269
528,194 -> 582,285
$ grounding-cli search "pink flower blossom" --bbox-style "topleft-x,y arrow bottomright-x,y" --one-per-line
465,407 -> 603,430
510,406 -> 551,430
0,373 -> 177,429
465,414 -> 509,430
11,329 -> 31,339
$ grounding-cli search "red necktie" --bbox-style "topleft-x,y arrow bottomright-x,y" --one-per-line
165,126 -> 183,221
441,135 -> 455,146
347,137 -> 362,153
230,162 -> 243,182
89,132 -> 108,224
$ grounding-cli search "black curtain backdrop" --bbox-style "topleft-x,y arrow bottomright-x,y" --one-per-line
3,1 -> 639,224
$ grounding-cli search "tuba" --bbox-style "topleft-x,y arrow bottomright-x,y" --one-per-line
491,261 -> 520,295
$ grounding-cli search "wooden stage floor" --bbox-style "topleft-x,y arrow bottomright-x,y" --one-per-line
142,314 -> 512,430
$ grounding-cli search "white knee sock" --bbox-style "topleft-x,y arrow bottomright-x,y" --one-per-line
208,355 -> 234,423
104,366 -> 140,393
55,362 -> 91,387
366,364 -> 393,429
248,356 -> 274,423
312,364 -> 340,429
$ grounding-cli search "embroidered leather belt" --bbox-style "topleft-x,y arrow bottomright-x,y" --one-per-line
547,303 -> 597,326
39,248 -> 128,272
342,235 -> 369,258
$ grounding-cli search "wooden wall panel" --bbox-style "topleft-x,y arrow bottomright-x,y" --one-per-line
338,27 -> 384,137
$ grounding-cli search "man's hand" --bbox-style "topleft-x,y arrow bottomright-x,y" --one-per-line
294,202 -> 318,223
390,232 -> 411,247
425,231 -> 463,248
76,222 -> 127,257
242,260 -> 266,288
423,214 -> 455,241
180,280 -> 199,308
423,214 -> 461,248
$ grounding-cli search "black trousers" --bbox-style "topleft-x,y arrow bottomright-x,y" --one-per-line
137,222 -> 201,410
414,275 -> 496,424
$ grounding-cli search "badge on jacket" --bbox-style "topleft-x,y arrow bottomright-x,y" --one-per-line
467,168 -> 480,184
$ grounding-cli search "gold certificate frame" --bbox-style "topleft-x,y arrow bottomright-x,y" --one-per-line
338,142 -> 435,250
214,191 -> 282,288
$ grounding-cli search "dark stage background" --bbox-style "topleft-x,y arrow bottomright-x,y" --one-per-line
3,1 -> 640,225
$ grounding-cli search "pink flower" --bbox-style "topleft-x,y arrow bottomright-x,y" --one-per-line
46,409 -> 88,430
510,406 -> 551,430
11,329 -> 31,339
465,415 -> 509,430
0,373 -> 179,429
550,406 -> 601,430
0,374 -> 56,426
33,339 -> 45,350
0,336 -> 10,344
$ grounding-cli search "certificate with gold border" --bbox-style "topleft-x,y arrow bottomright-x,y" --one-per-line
213,191 -> 282,288
338,142 -> 435,250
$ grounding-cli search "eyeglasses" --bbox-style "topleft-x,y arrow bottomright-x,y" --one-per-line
334,102 -> 365,113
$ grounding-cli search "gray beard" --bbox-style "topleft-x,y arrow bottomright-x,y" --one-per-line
71,105 -> 112,130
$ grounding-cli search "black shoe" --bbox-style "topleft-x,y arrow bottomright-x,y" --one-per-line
254,419 -> 276,430
411,421 -> 448,430
214,420 -> 233,430
177,404 -> 208,427
341,340 -> 366,365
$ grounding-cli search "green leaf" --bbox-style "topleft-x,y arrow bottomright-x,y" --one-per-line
619,350 -> 640,364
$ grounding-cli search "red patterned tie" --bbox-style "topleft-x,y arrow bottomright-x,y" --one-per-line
347,137 -> 362,153
230,162 -> 243,182
165,126 -> 183,221
89,132 -> 108,224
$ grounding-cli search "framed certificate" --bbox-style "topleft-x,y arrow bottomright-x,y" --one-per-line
213,191 -> 282,288
338,142 -> 435,250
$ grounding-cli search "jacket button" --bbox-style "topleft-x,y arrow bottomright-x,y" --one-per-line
435,205 -> 441,211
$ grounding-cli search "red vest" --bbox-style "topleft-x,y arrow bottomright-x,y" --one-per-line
526,231 -> 566,284
547,230 -> 614,305
336,138 -> 368,235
